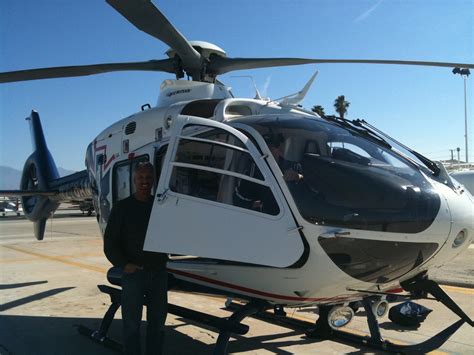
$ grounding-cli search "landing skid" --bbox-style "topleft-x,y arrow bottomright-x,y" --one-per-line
79,276 -> 471,354
226,297 -> 464,354
77,284 -> 269,354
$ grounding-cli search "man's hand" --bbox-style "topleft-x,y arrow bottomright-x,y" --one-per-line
252,200 -> 263,210
283,169 -> 303,182
123,263 -> 143,274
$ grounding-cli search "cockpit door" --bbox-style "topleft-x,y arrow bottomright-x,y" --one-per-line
144,116 -> 305,267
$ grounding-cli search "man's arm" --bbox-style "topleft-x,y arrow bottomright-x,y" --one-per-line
103,203 -> 128,268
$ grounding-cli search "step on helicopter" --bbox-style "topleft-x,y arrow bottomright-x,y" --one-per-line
1,0 -> 473,353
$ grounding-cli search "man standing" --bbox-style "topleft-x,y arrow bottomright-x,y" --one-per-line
104,162 -> 168,355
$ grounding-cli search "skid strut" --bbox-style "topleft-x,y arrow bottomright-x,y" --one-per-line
77,285 -> 124,352
306,278 -> 472,354
304,297 -> 467,354
401,277 -> 474,326
213,300 -> 269,355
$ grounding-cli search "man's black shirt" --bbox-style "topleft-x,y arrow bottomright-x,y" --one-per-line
104,195 -> 168,271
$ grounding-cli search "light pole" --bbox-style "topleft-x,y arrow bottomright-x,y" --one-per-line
452,67 -> 470,163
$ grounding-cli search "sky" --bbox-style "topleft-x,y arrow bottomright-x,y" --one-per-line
0,0 -> 472,172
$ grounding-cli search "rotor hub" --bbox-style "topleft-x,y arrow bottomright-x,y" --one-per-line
166,41 -> 227,61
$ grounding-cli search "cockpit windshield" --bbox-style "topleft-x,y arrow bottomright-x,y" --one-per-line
239,116 -> 440,233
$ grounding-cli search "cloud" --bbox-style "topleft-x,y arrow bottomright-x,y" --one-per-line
354,0 -> 383,23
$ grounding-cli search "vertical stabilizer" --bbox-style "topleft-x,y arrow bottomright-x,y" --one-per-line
27,111 -> 60,182
20,111 -> 60,240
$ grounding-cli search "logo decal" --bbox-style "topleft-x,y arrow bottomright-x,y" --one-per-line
166,89 -> 191,97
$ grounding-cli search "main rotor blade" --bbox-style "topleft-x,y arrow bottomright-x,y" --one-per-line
107,0 -> 202,71
208,57 -> 474,75
0,60 -> 175,83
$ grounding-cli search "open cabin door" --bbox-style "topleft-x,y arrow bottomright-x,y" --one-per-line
144,116 -> 305,267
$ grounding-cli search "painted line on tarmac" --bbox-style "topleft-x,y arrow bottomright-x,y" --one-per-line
0,233 -> 36,238
0,219 -> 92,226
1,231 -> 99,238
0,256 -> 50,264
0,251 -> 103,264
1,244 -> 107,273
442,285 -> 474,295
0,234 -> 95,241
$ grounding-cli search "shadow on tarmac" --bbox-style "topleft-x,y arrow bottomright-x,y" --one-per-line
0,287 -> 75,312
379,321 -> 420,332
0,280 -> 48,290
0,314 -> 378,355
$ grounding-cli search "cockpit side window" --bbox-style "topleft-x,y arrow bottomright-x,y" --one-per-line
168,125 -> 280,216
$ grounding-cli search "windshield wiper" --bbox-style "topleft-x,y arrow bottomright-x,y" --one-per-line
356,119 -> 440,176
321,115 -> 392,149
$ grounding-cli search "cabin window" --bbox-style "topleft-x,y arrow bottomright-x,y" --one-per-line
154,145 -> 168,188
180,99 -> 222,118
175,139 -> 263,180
112,155 -> 149,202
168,126 -> 279,215
181,125 -> 246,149
115,163 -> 130,201
225,104 -> 252,117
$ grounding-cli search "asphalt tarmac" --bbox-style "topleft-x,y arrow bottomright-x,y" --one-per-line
0,210 -> 473,354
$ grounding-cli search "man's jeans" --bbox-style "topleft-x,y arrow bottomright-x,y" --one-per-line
121,269 -> 168,355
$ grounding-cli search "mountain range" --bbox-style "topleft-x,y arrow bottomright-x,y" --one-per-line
0,166 -> 77,190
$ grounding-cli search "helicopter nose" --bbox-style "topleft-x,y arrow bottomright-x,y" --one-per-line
423,183 -> 474,269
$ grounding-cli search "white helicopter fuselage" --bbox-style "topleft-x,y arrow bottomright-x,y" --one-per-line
161,179 -> 472,306
86,80 -> 473,307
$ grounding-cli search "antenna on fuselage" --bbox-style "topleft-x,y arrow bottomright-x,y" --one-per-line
231,75 -> 265,100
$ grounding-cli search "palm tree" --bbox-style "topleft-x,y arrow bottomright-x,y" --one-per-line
334,95 -> 350,119
311,105 -> 325,116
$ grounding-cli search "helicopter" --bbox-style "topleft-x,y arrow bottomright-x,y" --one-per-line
1,0 -> 473,353
0,197 -> 22,217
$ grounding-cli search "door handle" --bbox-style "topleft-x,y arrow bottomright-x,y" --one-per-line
319,231 -> 351,239
156,188 -> 169,203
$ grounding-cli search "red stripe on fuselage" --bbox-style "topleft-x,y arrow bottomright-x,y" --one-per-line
103,154 -> 116,170
93,141 -> 106,153
386,287 -> 404,293
93,140 -> 115,171
168,267 -> 353,303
